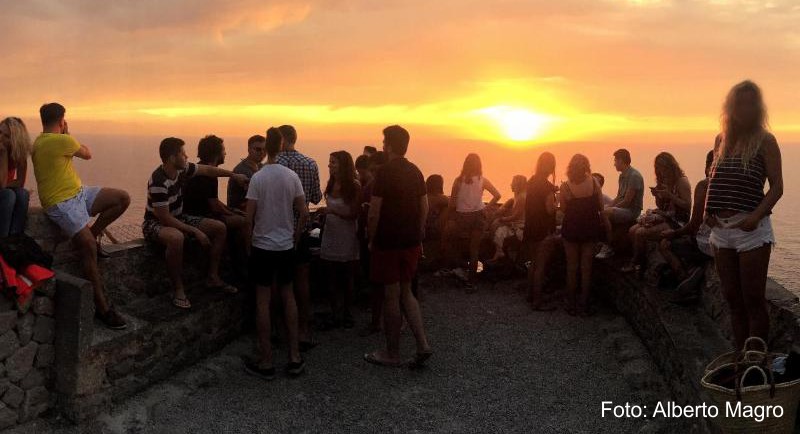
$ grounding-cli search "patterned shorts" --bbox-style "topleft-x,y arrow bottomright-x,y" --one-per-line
142,215 -> 204,242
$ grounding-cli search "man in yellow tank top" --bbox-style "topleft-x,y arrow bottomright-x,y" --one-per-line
31,103 -> 131,330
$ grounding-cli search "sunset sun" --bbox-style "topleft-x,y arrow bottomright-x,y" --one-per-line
477,106 -> 551,143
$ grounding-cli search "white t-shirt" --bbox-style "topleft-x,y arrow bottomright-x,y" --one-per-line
246,164 -> 305,251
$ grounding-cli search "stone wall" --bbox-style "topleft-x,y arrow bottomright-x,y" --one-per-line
0,281 -> 57,430
595,251 -> 800,434
9,208 -> 247,427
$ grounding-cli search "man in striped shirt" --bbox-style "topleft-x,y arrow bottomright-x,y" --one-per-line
276,125 -> 320,349
142,137 -> 249,309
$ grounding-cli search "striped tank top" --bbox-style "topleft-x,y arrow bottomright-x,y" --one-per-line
706,152 -> 766,214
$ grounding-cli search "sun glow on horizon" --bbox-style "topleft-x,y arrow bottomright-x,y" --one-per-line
477,106 -> 553,143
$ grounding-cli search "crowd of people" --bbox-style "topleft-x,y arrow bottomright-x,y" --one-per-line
0,79 -> 784,376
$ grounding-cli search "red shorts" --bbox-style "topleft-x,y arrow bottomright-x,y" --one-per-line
370,245 -> 421,284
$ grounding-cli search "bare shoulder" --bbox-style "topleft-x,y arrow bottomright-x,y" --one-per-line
761,132 -> 779,151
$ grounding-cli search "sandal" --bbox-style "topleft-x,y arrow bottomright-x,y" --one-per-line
208,281 -> 239,294
363,351 -> 404,367
172,296 -> 191,309
407,350 -> 433,370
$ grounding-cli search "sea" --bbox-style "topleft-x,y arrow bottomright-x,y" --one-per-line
26,134 -> 799,293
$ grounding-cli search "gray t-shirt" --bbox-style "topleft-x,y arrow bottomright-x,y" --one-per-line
615,166 -> 644,215
227,159 -> 260,209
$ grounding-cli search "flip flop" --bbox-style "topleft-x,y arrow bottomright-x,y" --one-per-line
363,352 -> 404,368
172,297 -> 191,309
208,282 -> 239,294
408,350 -> 433,370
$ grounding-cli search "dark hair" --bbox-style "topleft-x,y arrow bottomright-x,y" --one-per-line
613,149 -> 632,165
363,145 -> 377,155
248,135 -> 266,147
654,152 -> 685,186
383,125 -> 410,156
370,151 -> 388,168
534,152 -> 556,182
355,154 -> 371,170
459,153 -> 482,184
159,137 -> 185,162
426,174 -> 444,195
325,151 -> 358,202
278,125 -> 297,146
592,172 -> 605,187
197,135 -> 224,164
705,150 -> 715,177
39,103 -> 65,128
265,127 -> 282,157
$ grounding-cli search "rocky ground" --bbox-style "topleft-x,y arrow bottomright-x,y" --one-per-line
10,276 -> 685,434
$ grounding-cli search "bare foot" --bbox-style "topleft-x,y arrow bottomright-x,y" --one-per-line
363,349 -> 403,367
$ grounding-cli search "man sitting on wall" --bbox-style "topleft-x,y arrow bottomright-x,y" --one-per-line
32,102 -> 131,329
142,137 -> 248,309
227,134 -> 266,211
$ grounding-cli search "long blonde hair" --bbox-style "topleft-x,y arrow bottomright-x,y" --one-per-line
718,80 -> 769,168
1,117 -> 32,167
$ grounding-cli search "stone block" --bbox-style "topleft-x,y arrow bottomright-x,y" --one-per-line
19,369 -> 45,390
18,386 -> 49,423
32,315 -> 55,344
0,406 -> 18,430
2,384 -> 23,408
5,342 -> 38,382
0,361 -> 4,377
35,344 -> 55,368
16,313 -> 34,346
37,280 -> 57,298
0,311 -> 16,336
54,271 -> 95,396
0,379 -> 9,395
22,386 -> 48,406
31,297 -> 54,317
0,332 -> 19,362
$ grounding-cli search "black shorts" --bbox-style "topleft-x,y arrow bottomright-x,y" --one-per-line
249,246 -> 295,287
294,232 -> 313,264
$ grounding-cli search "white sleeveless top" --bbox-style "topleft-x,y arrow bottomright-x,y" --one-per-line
456,176 -> 485,213
320,196 -> 360,262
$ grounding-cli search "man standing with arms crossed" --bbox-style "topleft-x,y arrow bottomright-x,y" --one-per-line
32,103 -> 131,329
364,125 -> 432,368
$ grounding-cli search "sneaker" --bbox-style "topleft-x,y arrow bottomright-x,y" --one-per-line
595,244 -> 615,259
96,308 -> 127,330
675,266 -> 705,296
96,242 -> 111,259
244,361 -> 276,381
287,359 -> 306,377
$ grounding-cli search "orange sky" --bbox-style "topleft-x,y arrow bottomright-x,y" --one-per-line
2,0 -> 800,146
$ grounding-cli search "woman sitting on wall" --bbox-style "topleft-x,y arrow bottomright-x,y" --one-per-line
622,152 -> 691,274
0,117 -> 32,237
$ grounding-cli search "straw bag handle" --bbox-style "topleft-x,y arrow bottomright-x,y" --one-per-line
739,365 -> 768,389
742,336 -> 768,353
734,359 -> 777,401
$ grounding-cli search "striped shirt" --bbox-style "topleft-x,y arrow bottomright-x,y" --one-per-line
144,163 -> 198,220
706,153 -> 766,214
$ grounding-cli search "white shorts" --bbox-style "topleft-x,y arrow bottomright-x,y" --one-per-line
45,186 -> 101,237
709,213 -> 774,253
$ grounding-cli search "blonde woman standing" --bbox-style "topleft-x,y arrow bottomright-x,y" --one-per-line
705,81 -> 783,349
0,117 -> 32,237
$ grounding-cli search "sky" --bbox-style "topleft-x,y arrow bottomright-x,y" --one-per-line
2,0 -> 800,147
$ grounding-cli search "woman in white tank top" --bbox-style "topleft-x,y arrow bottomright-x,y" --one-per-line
443,153 -> 501,290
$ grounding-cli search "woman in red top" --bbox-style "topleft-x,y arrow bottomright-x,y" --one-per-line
0,117 -> 32,237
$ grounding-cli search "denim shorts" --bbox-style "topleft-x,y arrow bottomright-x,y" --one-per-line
45,186 -> 101,237
710,213 -> 774,253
